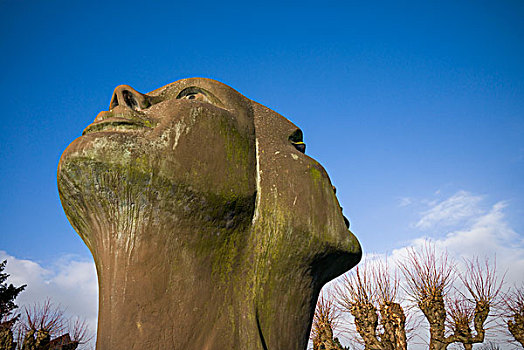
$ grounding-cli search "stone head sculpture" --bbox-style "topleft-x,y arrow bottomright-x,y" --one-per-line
58,78 -> 361,350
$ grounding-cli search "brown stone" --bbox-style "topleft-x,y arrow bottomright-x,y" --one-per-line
57,78 -> 361,350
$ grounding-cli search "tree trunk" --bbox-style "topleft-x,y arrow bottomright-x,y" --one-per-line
312,323 -> 344,350
508,317 -> 524,347
380,302 -> 407,350
351,303 -> 383,350
418,293 -> 454,350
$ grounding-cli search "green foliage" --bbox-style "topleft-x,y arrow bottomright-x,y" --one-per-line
0,260 -> 26,320
1,260 -> 26,350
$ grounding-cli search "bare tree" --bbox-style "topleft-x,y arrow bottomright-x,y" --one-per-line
335,261 -> 407,350
313,244 -> 506,350
453,257 -> 504,350
374,263 -> 407,350
501,284 -> 524,347
311,292 -> 346,350
398,244 -> 454,350
16,300 -> 92,350
336,264 -> 379,349
21,299 -> 66,349
447,298 -> 475,348
67,317 -> 91,346
399,244 -> 503,350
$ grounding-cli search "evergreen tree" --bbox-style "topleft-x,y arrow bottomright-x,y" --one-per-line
0,260 -> 26,320
1,260 -> 26,350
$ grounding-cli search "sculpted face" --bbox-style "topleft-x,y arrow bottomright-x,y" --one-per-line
58,78 -> 361,350
60,79 -> 256,233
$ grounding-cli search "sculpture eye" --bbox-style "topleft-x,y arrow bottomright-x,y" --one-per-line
183,92 -> 207,101
175,86 -> 225,107
289,129 -> 306,154
177,87 -> 212,103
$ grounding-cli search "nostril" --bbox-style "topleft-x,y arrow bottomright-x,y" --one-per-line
122,90 -> 139,110
109,93 -> 119,110
293,142 -> 306,153
289,129 -> 306,154
343,215 -> 350,229
109,85 -> 149,111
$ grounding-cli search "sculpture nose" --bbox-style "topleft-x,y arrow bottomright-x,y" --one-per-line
109,85 -> 150,111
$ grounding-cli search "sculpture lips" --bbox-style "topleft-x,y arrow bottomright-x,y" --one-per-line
82,117 -> 151,135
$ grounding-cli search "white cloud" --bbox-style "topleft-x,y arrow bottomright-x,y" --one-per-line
398,197 -> 413,207
409,192 -> 524,286
415,190 -> 484,230
0,251 -> 98,340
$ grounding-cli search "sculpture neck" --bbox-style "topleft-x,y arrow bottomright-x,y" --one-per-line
91,216 -> 259,349
90,218 -> 317,350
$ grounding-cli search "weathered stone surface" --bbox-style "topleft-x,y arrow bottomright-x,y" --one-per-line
57,78 -> 361,350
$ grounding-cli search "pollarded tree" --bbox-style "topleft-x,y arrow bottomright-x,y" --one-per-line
336,264 -> 380,350
398,245 -> 503,350
20,299 -> 66,349
373,262 -> 407,350
501,284 -> 524,347
311,293 -> 346,350
335,261 -> 407,350
452,257 -> 503,350
398,245 -> 454,350
18,300 -> 91,350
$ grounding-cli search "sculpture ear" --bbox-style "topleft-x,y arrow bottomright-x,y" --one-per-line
251,101 -> 300,150
250,98 -> 360,264
249,100 -> 307,230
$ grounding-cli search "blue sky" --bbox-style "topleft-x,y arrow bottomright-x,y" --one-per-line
1,0 -> 523,345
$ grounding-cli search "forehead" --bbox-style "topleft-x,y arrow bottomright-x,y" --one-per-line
147,78 -> 251,111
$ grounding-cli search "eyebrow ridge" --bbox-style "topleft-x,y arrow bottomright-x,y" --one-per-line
176,86 -> 225,107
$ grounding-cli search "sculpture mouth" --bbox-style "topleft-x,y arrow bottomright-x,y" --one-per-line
82,117 -> 153,135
